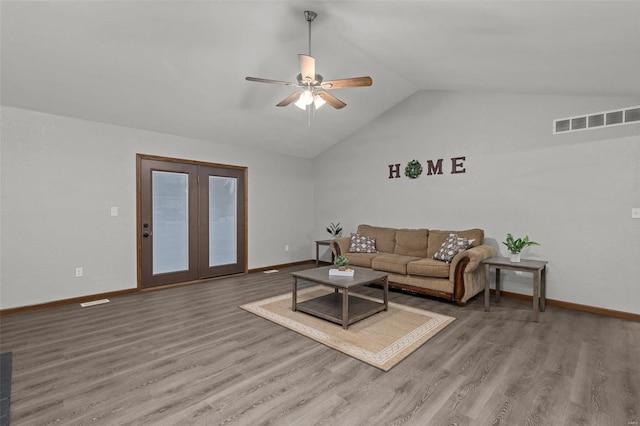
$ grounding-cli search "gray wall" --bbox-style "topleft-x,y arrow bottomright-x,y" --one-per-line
313,91 -> 640,314
3,90 -> 640,315
1,106 -> 314,309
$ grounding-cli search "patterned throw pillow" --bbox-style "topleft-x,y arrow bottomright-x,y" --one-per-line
432,233 -> 475,263
349,233 -> 377,253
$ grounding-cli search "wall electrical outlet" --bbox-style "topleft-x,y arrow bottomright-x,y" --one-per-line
632,208 -> 640,219
75,267 -> 83,277
285,245 -> 290,252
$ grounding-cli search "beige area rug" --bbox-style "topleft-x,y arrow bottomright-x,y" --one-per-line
240,286 -> 455,371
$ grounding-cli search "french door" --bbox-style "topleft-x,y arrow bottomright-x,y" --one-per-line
137,155 -> 247,288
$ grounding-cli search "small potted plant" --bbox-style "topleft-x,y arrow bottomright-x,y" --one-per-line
334,255 -> 350,271
330,255 -> 354,276
503,233 -> 540,262
326,222 -> 342,238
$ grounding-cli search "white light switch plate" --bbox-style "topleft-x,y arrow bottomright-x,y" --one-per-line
110,206 -> 118,217
633,208 -> 640,219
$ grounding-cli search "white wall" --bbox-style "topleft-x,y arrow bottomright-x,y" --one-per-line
313,91 -> 640,314
0,106 -> 314,309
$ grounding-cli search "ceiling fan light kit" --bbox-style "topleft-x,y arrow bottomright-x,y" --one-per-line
246,10 -> 372,113
294,89 -> 321,110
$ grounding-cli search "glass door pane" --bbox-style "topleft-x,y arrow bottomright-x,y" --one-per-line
152,171 -> 189,274
208,176 -> 237,267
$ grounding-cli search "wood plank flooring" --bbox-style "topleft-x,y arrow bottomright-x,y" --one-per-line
1,264 -> 638,425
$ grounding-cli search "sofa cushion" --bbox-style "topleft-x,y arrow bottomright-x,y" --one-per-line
371,254 -> 422,275
394,228 -> 429,257
427,228 -> 484,258
343,252 -> 380,268
357,224 -> 396,254
432,234 -> 475,263
407,258 -> 450,278
349,233 -> 377,253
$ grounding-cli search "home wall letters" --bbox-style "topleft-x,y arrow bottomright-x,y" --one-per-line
388,156 -> 467,179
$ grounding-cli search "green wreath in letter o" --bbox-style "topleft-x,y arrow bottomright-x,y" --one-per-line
404,160 -> 423,179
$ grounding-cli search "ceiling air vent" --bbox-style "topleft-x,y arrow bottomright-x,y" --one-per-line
571,117 -> 587,130
555,119 -> 570,133
625,107 -> 640,123
588,114 -> 605,128
553,105 -> 640,134
606,110 -> 624,125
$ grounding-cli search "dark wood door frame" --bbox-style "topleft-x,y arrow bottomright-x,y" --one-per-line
136,154 -> 248,289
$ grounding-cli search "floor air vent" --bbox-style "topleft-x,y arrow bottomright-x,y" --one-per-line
554,106 -> 640,134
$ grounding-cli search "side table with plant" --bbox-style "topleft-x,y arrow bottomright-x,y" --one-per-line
503,233 -> 540,262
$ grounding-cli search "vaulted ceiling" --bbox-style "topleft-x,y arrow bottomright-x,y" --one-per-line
2,1 -> 639,158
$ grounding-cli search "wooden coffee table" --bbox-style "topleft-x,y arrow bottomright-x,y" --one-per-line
291,266 -> 389,329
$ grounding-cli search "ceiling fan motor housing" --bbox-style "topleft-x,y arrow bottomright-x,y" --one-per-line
297,73 -> 323,86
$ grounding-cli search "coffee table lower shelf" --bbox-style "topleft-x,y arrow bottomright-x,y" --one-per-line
296,293 -> 386,328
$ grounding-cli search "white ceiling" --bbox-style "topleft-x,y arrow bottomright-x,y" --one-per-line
2,1 -> 639,158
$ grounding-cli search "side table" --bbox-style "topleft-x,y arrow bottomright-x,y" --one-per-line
483,256 -> 548,322
315,239 -> 334,267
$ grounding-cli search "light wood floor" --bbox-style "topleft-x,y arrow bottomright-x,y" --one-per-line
1,264 -> 638,425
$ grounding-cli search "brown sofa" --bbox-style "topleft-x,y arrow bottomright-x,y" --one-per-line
330,224 -> 497,305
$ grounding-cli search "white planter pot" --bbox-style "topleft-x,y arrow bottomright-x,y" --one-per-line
329,268 -> 354,277
510,252 -> 521,262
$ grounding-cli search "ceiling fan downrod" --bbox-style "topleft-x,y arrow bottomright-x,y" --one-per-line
304,10 -> 317,56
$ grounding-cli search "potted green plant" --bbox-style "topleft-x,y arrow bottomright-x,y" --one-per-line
503,233 -> 540,262
326,222 -> 343,238
334,255 -> 350,271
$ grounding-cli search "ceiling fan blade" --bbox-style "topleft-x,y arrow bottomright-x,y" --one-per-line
246,77 -> 299,87
316,91 -> 346,109
298,54 -> 316,83
276,91 -> 302,107
321,76 -> 373,89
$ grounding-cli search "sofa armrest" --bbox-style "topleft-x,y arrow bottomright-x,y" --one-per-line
449,244 -> 497,275
330,237 -> 351,257
449,244 -> 497,304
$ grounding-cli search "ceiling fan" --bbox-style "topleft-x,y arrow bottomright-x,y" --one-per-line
245,10 -> 373,111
